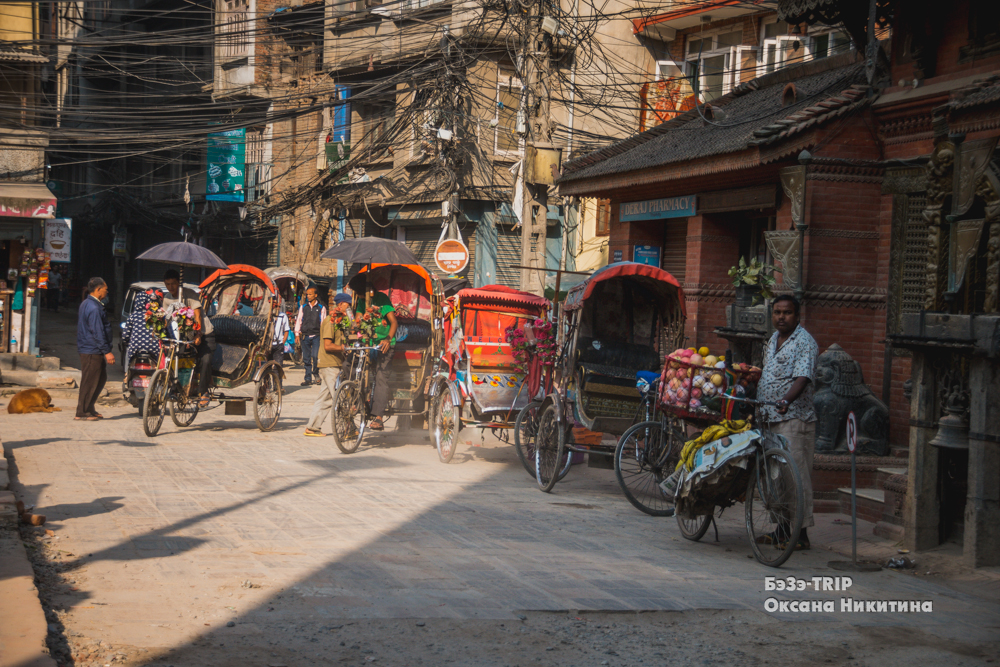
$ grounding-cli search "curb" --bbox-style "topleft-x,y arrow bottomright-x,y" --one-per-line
0,441 -> 58,667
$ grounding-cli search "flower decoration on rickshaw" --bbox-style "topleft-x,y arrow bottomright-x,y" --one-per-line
504,318 -> 556,376
354,305 -> 387,345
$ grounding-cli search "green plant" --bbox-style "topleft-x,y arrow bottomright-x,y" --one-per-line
728,256 -> 781,302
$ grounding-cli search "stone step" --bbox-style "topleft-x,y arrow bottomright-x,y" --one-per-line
0,354 -> 60,371
0,368 -> 80,389
877,466 -> 907,487
890,445 -> 909,460
837,487 -> 885,524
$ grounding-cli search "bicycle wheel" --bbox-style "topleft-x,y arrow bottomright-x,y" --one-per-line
676,513 -> 712,541
615,420 -> 680,517
253,366 -> 283,432
331,380 -> 365,454
431,391 -> 459,463
142,369 -> 168,437
746,447 -> 804,568
169,394 -> 199,428
514,401 -> 541,476
534,404 -> 565,493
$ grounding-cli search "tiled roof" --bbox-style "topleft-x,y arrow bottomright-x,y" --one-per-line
947,74 -> 1000,112
559,53 -> 870,184
0,45 -> 48,64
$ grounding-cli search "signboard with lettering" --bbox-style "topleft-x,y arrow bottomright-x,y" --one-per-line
435,238 -> 469,274
613,249 -> 623,262
44,218 -> 72,263
633,245 -> 661,267
206,128 -> 246,202
619,195 -> 696,222
113,228 -> 127,258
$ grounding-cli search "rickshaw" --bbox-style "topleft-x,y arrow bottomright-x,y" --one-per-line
330,263 -> 445,453
141,264 -> 284,437
532,263 -> 686,494
428,285 -> 551,463
264,266 -> 310,363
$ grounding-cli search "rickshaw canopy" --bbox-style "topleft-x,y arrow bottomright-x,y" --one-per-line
351,263 -> 436,296
264,266 -> 310,287
563,262 -> 686,316
201,264 -> 278,294
457,285 -> 549,313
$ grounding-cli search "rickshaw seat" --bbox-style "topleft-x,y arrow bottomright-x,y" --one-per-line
465,337 -> 517,368
577,339 -> 659,375
209,315 -> 269,347
394,317 -> 432,349
211,344 -> 248,375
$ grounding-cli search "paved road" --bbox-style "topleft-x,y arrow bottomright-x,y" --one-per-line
3,366 -> 998,666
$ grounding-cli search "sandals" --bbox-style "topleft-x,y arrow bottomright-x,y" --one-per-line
779,537 -> 811,551
198,395 -> 211,408
369,417 -> 384,431
304,428 -> 324,437
74,416 -> 99,421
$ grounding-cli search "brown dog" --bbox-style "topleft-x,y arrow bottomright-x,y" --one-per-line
7,388 -> 61,414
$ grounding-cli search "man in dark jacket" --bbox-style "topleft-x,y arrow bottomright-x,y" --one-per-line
76,277 -> 115,420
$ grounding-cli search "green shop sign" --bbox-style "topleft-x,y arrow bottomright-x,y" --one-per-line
207,128 -> 246,202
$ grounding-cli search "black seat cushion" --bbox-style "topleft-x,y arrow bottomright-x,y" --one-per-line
209,315 -> 268,347
577,338 -> 659,373
211,343 -> 249,375
395,317 -> 433,348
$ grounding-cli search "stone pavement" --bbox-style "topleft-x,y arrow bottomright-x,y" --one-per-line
1,367 -> 998,664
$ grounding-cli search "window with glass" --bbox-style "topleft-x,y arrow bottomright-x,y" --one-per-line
685,30 -> 743,103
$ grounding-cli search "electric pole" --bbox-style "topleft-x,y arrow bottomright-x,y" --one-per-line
519,1 -> 555,295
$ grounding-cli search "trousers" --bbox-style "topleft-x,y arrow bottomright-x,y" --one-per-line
76,353 -> 107,418
768,418 -> 816,529
371,349 -> 393,417
306,367 -> 342,431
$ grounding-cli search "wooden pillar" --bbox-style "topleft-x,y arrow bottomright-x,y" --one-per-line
905,351 -> 941,551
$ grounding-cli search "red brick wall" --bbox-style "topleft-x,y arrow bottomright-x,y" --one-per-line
890,1 -> 1000,84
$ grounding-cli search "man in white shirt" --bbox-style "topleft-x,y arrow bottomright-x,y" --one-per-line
271,301 -> 291,367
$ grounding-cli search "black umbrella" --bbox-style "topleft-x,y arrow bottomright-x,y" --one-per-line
135,241 -> 228,269
320,237 -> 420,266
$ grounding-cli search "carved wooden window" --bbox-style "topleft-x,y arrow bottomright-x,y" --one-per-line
220,0 -> 250,61
900,193 -> 928,317
596,199 -> 611,236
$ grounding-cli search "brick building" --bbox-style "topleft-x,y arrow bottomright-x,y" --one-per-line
558,0 -> 1000,563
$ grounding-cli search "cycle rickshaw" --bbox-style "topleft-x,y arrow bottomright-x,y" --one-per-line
532,262 -> 686,494
331,262 -> 445,453
428,285 -> 551,463
141,264 -> 284,436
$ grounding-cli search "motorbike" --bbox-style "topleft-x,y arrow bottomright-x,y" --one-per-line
122,348 -> 157,412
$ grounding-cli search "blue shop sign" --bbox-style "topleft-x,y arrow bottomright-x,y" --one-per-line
633,245 -> 661,267
619,195 -> 696,222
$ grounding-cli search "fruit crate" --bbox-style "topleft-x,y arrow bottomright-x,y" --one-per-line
658,354 -> 760,421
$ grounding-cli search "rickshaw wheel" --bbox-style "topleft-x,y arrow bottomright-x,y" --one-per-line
534,404 -> 565,493
746,448 -> 804,568
676,514 -> 712,541
169,395 -> 199,428
431,391 -> 459,463
142,369 -> 168,437
253,366 -> 283,432
615,421 -> 679,517
514,401 -> 541,477
332,380 -> 364,454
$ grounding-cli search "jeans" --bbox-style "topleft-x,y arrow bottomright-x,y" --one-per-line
306,366 -> 342,431
76,353 -> 107,418
301,334 -> 320,382
270,345 -> 284,367
371,348 -> 393,417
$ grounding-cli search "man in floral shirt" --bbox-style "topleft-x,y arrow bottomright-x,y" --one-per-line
756,294 -> 818,551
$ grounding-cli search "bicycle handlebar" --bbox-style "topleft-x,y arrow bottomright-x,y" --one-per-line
719,393 -> 783,408
162,339 -> 197,347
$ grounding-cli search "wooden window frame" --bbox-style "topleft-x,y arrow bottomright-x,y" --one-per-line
596,199 -> 611,237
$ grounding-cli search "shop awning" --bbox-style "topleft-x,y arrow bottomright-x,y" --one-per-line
0,182 -> 57,219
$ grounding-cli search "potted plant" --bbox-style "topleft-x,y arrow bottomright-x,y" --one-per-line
728,256 -> 780,306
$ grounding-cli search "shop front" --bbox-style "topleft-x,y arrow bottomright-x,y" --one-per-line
0,181 -> 59,355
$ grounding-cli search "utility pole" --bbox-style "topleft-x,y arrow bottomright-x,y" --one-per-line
519,1 -> 555,295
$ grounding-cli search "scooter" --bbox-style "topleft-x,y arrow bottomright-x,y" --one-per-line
122,348 -> 157,412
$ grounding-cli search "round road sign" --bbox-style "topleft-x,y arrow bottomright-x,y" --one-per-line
846,411 -> 857,453
435,238 -> 469,274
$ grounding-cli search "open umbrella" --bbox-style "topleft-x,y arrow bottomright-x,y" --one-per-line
136,241 -> 228,269
319,237 -> 420,265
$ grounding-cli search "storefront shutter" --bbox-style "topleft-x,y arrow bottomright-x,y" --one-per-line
495,225 -> 521,287
660,219 -> 688,285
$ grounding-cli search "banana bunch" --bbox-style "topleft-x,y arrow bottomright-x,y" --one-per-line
676,419 -> 752,471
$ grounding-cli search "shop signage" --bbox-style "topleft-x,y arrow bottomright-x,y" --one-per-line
112,228 -> 127,258
613,249 -> 623,262
698,185 -> 779,213
44,218 -> 72,263
619,195 -> 696,222
206,128 -> 246,202
633,245 -> 661,268
435,238 -> 469,274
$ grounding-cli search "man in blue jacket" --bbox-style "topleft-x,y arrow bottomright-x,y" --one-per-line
76,277 -> 115,420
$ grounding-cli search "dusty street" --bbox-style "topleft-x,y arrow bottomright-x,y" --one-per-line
2,369 -> 998,667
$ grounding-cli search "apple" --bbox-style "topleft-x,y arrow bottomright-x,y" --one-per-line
690,354 -> 704,366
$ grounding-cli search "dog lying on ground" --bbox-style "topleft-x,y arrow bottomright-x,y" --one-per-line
6,388 -> 61,414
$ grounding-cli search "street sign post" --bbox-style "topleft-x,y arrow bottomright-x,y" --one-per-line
435,238 -> 469,275
829,410 -> 880,572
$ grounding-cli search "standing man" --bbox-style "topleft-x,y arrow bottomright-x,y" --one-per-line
295,287 -> 326,386
756,294 -> 818,551
75,277 -> 114,421
304,293 -> 351,436
47,269 -> 62,312
163,269 -> 215,408
270,299 -> 291,367
366,291 -> 397,431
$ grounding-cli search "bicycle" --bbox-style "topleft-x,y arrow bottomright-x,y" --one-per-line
670,395 -> 805,568
331,344 -> 381,454
143,339 -> 200,436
